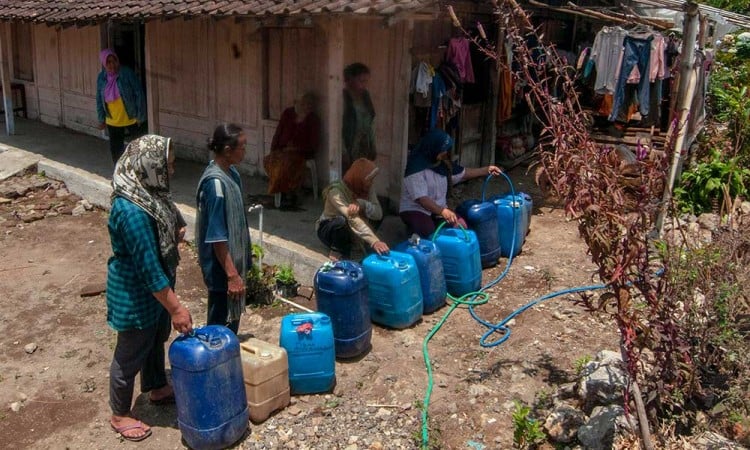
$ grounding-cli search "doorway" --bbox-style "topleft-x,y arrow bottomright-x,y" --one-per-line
102,21 -> 147,131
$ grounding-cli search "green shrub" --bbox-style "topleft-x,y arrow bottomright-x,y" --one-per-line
674,149 -> 750,214
512,400 -> 545,449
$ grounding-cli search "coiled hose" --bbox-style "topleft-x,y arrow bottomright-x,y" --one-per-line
419,172 -> 607,448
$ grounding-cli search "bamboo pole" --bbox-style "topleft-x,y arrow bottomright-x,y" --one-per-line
656,2 -> 701,236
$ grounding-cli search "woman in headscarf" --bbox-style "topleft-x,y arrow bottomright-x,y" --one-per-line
96,49 -> 146,164
196,124 -> 252,335
317,158 -> 389,261
107,135 -> 192,442
263,92 -> 321,206
399,129 -> 503,238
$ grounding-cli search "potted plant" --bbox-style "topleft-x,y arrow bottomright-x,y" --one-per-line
246,244 -> 275,306
274,264 -> 298,298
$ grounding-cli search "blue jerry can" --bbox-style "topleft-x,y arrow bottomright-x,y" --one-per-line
279,313 -> 336,395
362,251 -> 423,329
169,325 -> 249,450
432,226 -> 482,297
314,261 -> 372,358
394,235 -> 447,313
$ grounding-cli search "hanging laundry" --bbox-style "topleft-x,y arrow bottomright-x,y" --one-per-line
609,35 -> 652,122
429,73 -> 447,130
590,26 -> 628,94
411,61 -> 434,99
446,37 -> 475,83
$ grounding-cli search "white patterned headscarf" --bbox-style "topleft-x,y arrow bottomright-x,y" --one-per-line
112,135 -> 180,276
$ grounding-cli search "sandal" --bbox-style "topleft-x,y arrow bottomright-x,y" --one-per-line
111,420 -> 152,442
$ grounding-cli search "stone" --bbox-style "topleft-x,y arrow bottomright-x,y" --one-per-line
578,351 -> 628,412
0,197 -> 11,205
24,342 -> 38,354
287,405 -> 302,416
71,204 -> 86,216
369,442 -> 384,450
697,213 -> 720,231
55,188 -> 70,198
21,211 -> 45,223
544,404 -> 587,443
10,401 -> 21,412
577,405 -> 632,450
469,384 -> 491,397
595,350 -> 623,366
80,199 -> 93,211
690,431 -> 744,449
375,408 -> 391,418
80,282 -> 106,297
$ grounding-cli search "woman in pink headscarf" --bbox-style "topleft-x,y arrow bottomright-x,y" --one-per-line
96,49 -> 146,164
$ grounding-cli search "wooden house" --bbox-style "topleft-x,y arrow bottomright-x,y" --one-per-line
0,1 -> 499,206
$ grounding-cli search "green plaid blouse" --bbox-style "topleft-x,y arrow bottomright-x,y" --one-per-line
106,197 -> 173,331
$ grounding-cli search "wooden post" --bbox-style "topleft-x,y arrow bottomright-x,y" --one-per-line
389,20 -> 414,206
486,27 -> 504,167
0,22 -> 15,135
145,21 -> 160,134
323,17 -> 344,183
656,2 -> 700,236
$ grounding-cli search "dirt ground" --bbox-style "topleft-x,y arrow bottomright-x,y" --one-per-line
0,168 -> 619,449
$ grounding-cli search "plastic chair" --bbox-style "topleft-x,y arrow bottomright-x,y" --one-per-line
274,159 -> 318,208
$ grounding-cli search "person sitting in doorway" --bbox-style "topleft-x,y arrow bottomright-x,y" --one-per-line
399,129 -> 503,238
96,49 -> 146,165
317,158 -> 389,261
263,92 -> 321,207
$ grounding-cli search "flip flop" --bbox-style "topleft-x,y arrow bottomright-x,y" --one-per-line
148,393 -> 175,405
111,420 -> 152,442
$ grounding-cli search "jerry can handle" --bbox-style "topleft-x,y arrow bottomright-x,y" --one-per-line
430,221 -> 469,243
194,331 -> 223,348
480,171 -> 516,202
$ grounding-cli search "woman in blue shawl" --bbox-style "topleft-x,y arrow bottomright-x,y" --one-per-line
398,129 -> 502,238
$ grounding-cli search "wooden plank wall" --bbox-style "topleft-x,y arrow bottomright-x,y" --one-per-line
343,18 -> 411,202
149,18 -> 265,172
60,26 -> 100,135
28,24 -> 100,134
32,25 -> 62,126
149,19 -> 329,177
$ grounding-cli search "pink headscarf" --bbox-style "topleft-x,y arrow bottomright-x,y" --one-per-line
99,49 -> 120,103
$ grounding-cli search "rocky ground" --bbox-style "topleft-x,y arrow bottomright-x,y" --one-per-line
1,169 -> 730,449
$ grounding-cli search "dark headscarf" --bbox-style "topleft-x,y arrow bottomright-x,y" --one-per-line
112,135 -> 181,277
404,129 -> 464,177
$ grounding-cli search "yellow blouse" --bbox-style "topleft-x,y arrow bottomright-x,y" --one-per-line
105,97 -> 137,127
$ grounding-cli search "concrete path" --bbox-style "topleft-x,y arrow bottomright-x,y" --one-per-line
0,119 -> 331,284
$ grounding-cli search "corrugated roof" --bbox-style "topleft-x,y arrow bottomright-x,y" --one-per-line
630,0 -> 750,28
0,0 -> 438,24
